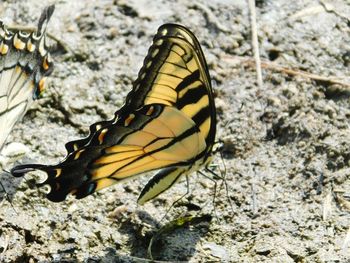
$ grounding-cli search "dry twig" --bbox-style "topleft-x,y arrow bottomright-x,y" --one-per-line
221,54 -> 350,88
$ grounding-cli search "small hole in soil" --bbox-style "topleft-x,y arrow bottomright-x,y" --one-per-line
268,50 -> 280,61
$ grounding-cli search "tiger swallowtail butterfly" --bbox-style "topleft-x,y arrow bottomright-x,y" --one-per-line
11,23 -> 216,204
0,5 -> 54,151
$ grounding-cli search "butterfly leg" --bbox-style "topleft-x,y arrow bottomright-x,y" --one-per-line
160,175 -> 191,222
198,170 -> 219,220
204,161 -> 235,217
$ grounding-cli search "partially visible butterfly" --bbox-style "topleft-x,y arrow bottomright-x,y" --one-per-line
0,5 -> 54,151
11,24 -> 217,205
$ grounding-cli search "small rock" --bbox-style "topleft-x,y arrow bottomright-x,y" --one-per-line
267,96 -> 281,107
254,242 -> 273,256
202,242 -> 230,262
1,142 -> 29,157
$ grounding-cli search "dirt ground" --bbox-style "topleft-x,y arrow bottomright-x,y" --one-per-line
0,0 -> 349,262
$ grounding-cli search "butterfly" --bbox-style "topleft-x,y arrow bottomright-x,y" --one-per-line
11,23 -> 217,205
0,5 -> 54,151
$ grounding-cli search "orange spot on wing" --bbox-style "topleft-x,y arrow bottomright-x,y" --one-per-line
55,169 -> 62,178
43,57 -> 50,70
74,149 -> 85,160
27,39 -> 35,52
14,35 -> 25,50
124,114 -> 135,126
146,106 -> 154,116
38,77 -> 46,94
98,128 -> 108,144
0,42 -> 8,55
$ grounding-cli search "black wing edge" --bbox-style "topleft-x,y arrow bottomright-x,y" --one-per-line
36,4 -> 55,77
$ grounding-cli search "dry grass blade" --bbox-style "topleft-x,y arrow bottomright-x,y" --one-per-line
248,0 -> 263,89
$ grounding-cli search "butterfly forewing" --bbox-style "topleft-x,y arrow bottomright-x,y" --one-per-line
11,24 -> 216,204
126,25 -> 215,149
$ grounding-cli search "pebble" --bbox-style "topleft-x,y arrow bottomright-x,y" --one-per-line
202,242 -> 230,262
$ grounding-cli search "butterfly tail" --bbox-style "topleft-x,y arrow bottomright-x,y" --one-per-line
11,163 -> 46,177
11,162 -> 89,202
33,5 -> 55,84
37,5 -> 55,36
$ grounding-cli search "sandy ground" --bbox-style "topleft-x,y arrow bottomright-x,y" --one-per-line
0,0 -> 350,262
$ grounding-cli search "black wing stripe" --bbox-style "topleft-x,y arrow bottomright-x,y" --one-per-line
192,106 -> 210,129
162,59 -> 188,70
176,70 -> 200,92
177,85 -> 207,109
8,71 -> 32,103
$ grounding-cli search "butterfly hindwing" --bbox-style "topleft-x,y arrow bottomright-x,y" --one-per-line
11,23 -> 216,204
0,5 -> 54,150
14,104 -> 205,202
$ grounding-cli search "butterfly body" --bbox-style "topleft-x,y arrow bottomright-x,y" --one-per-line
12,24 -> 216,204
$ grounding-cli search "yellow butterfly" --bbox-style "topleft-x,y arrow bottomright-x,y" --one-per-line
11,24 -> 216,205
0,5 -> 54,150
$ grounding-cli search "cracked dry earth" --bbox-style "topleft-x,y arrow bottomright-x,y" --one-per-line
0,0 -> 350,262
